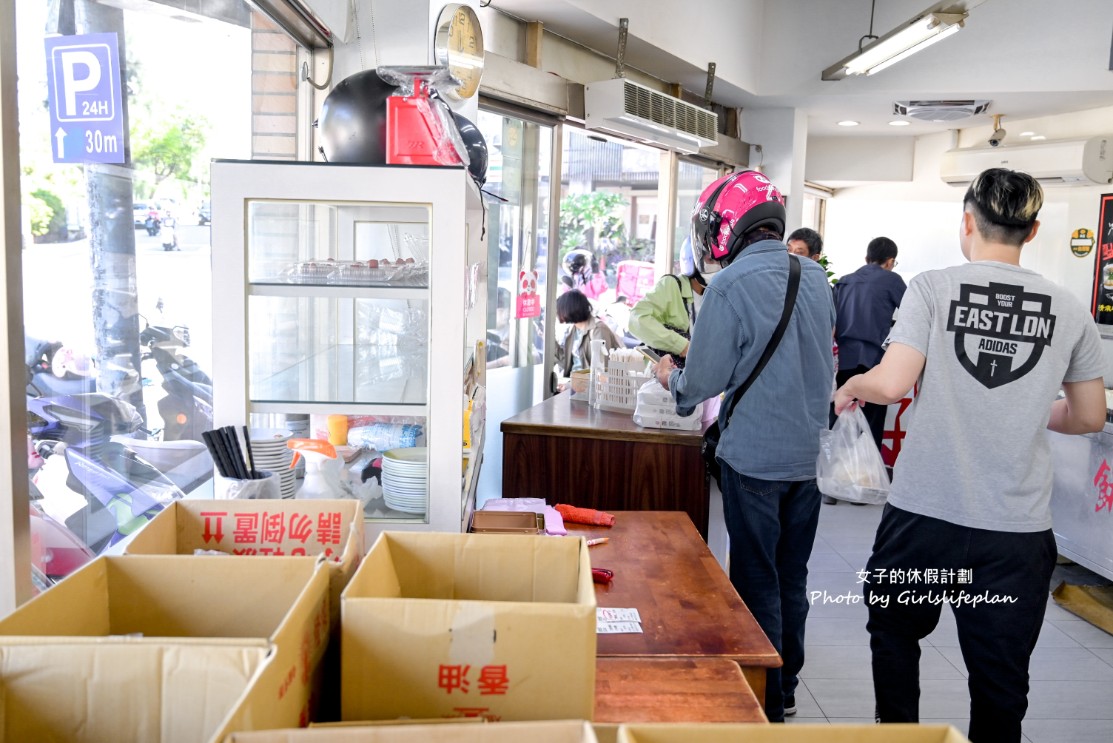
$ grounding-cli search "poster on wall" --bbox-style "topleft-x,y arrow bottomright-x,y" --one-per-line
1090,193 -> 1113,324
515,270 -> 540,319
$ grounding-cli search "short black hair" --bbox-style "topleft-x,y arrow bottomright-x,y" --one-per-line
866,237 -> 898,265
556,289 -> 593,324
735,226 -> 784,255
963,168 -> 1043,247
786,227 -> 823,257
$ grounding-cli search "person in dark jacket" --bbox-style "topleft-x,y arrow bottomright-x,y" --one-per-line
832,237 -> 907,455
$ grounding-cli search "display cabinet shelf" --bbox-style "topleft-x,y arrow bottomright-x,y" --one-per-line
212,160 -> 487,538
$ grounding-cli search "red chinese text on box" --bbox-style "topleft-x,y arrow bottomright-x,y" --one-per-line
437,664 -> 509,695
197,510 -> 345,547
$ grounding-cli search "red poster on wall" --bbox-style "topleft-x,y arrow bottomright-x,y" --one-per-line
1089,193 -> 1113,324
515,270 -> 540,319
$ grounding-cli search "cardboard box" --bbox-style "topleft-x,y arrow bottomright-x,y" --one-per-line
342,532 -> 597,722
0,555 -> 330,743
617,723 -> 971,743
225,719 -> 597,742
124,498 -> 364,628
125,498 -> 364,722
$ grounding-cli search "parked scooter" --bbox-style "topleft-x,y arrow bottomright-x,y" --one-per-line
25,337 -> 96,398
28,392 -> 186,559
140,316 -> 213,442
145,212 -> 161,236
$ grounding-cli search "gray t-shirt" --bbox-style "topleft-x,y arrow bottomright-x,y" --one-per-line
888,261 -> 1105,532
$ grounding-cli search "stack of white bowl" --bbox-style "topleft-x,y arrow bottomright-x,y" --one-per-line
248,428 -> 296,498
381,447 -> 427,514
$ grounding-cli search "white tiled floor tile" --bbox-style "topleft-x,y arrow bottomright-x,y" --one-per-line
803,616 -> 870,646
1023,718 -> 1113,742
1027,646 -> 1113,681
800,643 -> 963,680
1048,618 -> 1113,648
1091,647 -> 1113,667
808,550 -> 854,572
803,677 -> 877,718
1024,680 -> 1113,719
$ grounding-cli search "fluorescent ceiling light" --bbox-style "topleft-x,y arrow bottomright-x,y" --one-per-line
823,10 -> 967,81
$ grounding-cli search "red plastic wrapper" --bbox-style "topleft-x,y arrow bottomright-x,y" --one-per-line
555,504 -> 616,527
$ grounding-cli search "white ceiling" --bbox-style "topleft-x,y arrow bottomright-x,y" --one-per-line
489,0 -> 1113,139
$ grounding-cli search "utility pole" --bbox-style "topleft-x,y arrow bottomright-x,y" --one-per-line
61,0 -> 145,420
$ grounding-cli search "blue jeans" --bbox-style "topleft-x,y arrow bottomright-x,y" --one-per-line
720,466 -> 822,722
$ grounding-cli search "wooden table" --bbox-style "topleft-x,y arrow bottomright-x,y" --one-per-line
501,392 -> 712,538
595,657 -> 767,723
568,511 -> 781,706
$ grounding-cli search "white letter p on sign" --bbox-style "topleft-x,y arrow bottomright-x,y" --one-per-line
60,50 -> 101,117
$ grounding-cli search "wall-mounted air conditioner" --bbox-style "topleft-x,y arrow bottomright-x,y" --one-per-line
584,78 -> 718,154
940,137 -> 1112,186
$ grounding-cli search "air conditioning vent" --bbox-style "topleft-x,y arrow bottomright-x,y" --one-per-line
894,99 -> 991,122
585,78 -> 718,153
940,137 -> 1112,187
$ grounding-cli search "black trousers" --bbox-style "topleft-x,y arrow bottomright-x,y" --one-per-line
834,365 -> 887,455
864,504 -> 1056,743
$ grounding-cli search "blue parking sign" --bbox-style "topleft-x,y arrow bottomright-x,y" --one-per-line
45,33 -> 125,164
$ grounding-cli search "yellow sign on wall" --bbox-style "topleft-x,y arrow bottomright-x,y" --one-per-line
1071,228 -> 1096,257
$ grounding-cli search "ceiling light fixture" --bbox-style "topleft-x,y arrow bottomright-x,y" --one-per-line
889,120 -> 911,126
822,2 -> 967,81
838,120 -> 860,127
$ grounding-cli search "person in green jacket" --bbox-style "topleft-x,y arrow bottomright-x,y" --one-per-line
628,238 -> 706,368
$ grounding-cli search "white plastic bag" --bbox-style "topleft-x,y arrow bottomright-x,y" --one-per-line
816,407 -> 890,505
632,380 -> 702,430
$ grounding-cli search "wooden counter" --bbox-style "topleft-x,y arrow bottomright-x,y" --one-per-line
594,657 -> 767,723
567,511 -> 781,707
501,392 -> 712,538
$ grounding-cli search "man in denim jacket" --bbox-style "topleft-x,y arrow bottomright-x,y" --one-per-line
654,171 -> 835,721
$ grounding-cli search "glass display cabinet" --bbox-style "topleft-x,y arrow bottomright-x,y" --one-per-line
211,161 -> 487,538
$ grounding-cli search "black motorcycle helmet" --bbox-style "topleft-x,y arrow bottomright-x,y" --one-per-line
318,70 -> 398,164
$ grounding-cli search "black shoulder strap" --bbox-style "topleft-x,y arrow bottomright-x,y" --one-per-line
724,253 -> 801,420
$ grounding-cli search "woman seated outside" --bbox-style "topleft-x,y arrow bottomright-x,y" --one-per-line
552,289 -> 621,391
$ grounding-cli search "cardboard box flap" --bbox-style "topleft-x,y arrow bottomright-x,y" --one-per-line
0,642 -> 268,742
617,723 -> 970,742
126,499 -> 362,561
0,556 -> 325,640
348,532 -> 593,604
224,719 -> 599,742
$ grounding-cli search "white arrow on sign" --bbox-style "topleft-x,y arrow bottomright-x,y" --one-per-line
54,127 -> 66,159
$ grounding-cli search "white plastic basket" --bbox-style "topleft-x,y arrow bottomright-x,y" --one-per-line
593,349 -> 653,412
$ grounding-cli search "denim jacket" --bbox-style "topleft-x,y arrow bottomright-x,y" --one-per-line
668,240 -> 836,480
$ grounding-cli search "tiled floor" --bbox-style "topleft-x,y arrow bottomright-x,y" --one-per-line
786,501 -> 1113,741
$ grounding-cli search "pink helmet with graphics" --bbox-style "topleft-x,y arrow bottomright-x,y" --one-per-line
690,170 -> 786,271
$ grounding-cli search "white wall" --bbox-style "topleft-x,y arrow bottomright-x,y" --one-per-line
822,113 -> 1113,310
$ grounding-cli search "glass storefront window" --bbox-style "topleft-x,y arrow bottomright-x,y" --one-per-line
559,128 -> 662,345
17,1 -> 252,586
478,111 -> 553,371
675,159 -> 720,272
